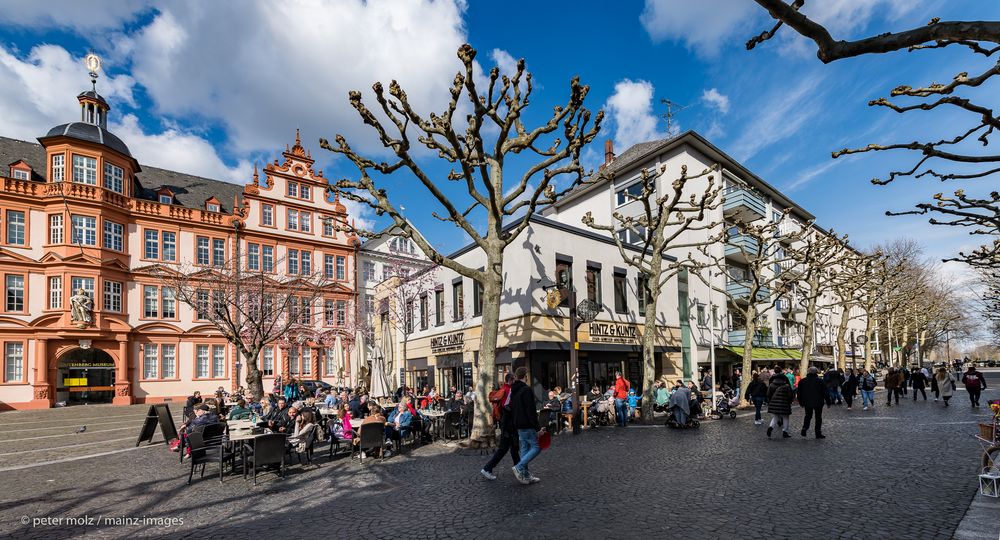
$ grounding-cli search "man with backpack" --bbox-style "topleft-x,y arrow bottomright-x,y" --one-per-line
859,369 -> 877,411
962,366 -> 988,407
480,373 -> 520,481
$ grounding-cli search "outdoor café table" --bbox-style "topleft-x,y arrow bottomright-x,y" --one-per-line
349,418 -> 363,430
421,410 -> 446,440
318,407 -> 337,417
228,428 -> 283,477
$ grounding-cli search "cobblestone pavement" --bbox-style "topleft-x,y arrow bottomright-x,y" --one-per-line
0,378 -> 997,540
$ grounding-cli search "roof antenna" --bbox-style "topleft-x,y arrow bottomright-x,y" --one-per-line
660,98 -> 688,137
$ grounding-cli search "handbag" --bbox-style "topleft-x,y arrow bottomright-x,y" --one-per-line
537,429 -> 551,451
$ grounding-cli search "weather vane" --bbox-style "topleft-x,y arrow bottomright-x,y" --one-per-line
84,53 -> 102,91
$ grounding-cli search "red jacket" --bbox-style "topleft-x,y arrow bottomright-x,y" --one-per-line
614,376 -> 630,399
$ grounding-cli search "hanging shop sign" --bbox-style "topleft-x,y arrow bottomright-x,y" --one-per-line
587,322 -> 640,344
430,332 -> 465,354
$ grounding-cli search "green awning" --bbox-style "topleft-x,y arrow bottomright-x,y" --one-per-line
724,346 -> 802,361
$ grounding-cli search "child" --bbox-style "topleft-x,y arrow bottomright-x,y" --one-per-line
627,388 -> 639,418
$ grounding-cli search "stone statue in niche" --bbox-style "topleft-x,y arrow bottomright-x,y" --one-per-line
70,288 -> 93,327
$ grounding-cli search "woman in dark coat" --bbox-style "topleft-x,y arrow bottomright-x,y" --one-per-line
841,368 -> 859,410
766,371 -> 793,438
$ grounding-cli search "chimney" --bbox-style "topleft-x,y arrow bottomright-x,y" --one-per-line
604,139 -> 615,165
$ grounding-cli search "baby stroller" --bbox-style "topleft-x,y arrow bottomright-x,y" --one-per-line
710,389 -> 739,419
589,396 -> 615,427
665,406 -> 699,429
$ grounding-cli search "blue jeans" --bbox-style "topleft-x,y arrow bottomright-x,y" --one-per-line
514,429 -> 540,476
614,398 -> 629,426
861,390 -> 875,407
751,396 -> 765,421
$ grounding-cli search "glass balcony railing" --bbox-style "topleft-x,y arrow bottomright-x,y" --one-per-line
722,186 -> 766,221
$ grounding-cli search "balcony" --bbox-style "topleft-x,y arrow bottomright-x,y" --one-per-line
728,329 -> 774,347
726,279 -> 769,303
776,297 -> 805,315
725,232 -> 760,263
776,334 -> 803,348
774,220 -> 801,243
777,259 -> 805,276
723,186 -> 766,223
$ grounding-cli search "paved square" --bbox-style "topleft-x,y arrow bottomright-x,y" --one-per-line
0,383 -> 997,539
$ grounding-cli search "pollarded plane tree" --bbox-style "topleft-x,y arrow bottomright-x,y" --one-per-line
153,249 -> 332,400
828,250 -> 886,371
321,44 -> 603,444
747,0 -> 1000,269
582,163 -> 723,420
872,239 -> 930,366
698,210 -> 808,403
785,228 -> 850,376
974,266 -> 1000,344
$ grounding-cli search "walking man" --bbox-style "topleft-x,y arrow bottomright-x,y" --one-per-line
509,367 -> 543,485
859,369 -> 877,411
885,367 -> 902,407
798,367 -> 826,439
910,368 -> 928,401
962,366 -> 988,407
480,373 -> 520,481
613,371 -> 631,427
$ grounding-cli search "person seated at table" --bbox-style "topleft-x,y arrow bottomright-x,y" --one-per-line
542,390 -> 561,423
352,403 -> 386,457
447,391 -> 465,413
273,404 -> 298,434
182,391 -> 203,421
301,398 -> 318,416
329,403 -> 354,441
234,386 -> 246,398
383,403 -> 412,455
349,392 -> 363,419
287,410 -> 316,453
587,386 -> 602,403
262,397 -> 288,429
183,405 -> 220,435
203,397 -> 222,416
248,396 -> 263,415
324,391 -> 339,409
402,395 -> 419,417
227,398 -> 252,420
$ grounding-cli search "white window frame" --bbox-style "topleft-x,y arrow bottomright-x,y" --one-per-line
103,220 -> 123,251
72,155 -> 97,185
70,215 -> 97,246
48,276 -> 62,309
51,154 -> 65,182
49,214 -> 64,244
103,280 -> 122,313
103,162 -> 124,193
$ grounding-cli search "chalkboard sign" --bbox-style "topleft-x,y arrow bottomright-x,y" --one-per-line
628,357 -> 642,392
136,404 -> 178,446
462,362 -> 472,387
579,364 -> 590,392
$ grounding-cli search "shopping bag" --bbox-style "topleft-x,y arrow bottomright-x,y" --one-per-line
538,429 -> 551,451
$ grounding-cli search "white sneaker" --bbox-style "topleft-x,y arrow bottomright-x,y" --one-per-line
480,469 -> 497,481
528,475 -> 540,484
512,466 -> 530,485
754,420 -> 762,425
862,407 -> 868,411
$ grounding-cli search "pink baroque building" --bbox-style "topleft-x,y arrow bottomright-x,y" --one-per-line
0,83 -> 358,410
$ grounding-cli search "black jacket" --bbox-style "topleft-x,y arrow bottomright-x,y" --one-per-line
797,373 -> 826,409
507,380 -> 540,431
910,371 -> 927,389
745,380 -> 768,400
766,375 -> 792,416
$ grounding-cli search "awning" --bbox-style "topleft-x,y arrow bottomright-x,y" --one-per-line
724,346 -> 802,361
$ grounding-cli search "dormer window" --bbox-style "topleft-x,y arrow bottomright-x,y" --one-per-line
157,188 -> 174,205
11,169 -> 28,181
204,197 -> 221,213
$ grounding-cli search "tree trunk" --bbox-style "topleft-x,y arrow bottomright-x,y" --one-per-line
740,308 -> 756,406
864,316 -> 874,372
244,349 -> 263,400
469,250 -> 501,446
799,279 -> 820,376
640,282 -> 660,421
835,304 -> 852,371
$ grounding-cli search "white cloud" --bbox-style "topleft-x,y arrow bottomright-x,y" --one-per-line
111,114 -> 249,183
784,158 -> 843,192
727,72 -> 825,162
604,79 -> 667,151
0,44 -> 135,142
701,88 -> 730,114
490,48 -> 519,79
0,0 -> 150,31
123,0 -> 472,156
704,119 -> 725,140
640,0 -> 759,58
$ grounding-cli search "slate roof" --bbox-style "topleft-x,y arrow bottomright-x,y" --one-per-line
44,122 -> 132,157
0,135 -> 244,212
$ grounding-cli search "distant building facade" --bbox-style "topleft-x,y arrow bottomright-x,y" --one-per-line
0,83 -> 358,410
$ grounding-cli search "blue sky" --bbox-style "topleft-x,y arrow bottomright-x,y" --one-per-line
0,0 -> 995,270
